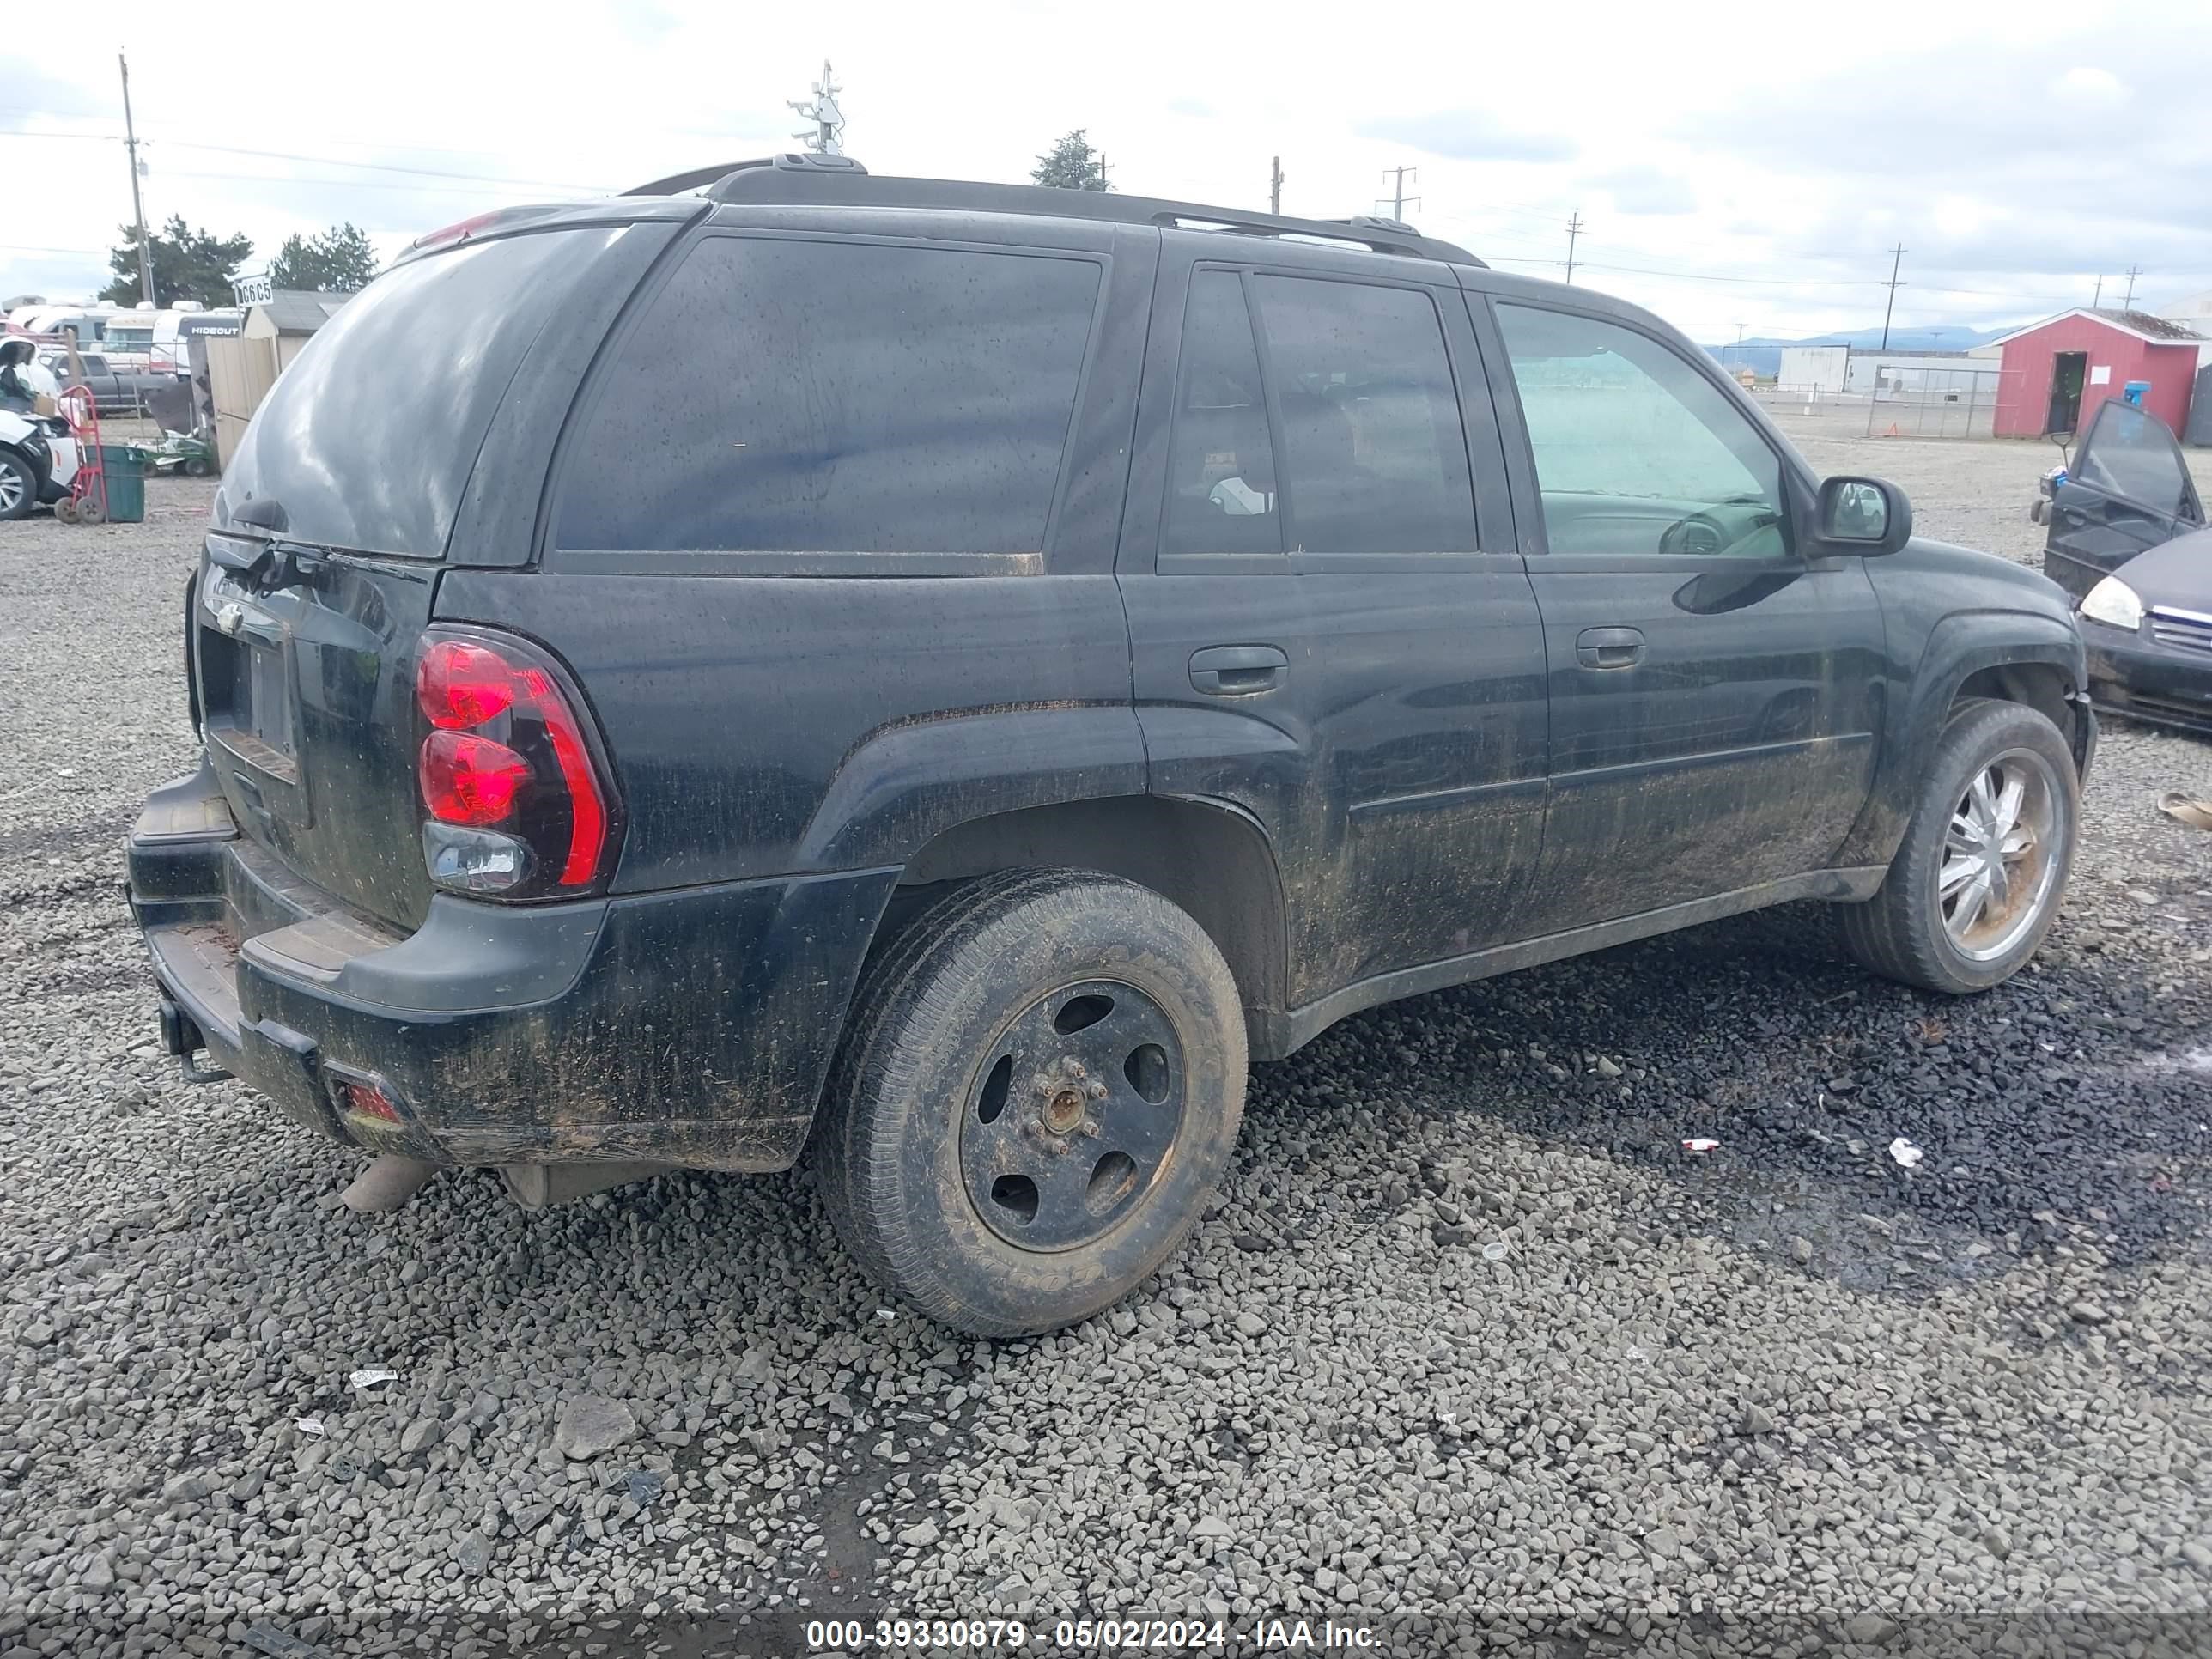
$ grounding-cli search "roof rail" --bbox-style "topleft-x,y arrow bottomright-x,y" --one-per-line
628,156 -> 1481,265
624,152 -> 868,198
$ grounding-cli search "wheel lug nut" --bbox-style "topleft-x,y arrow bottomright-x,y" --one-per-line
1086,1081 -> 1108,1100
1061,1056 -> 1084,1078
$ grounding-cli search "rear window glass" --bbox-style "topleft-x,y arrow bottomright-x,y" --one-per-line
220,229 -> 604,557
554,236 -> 1101,554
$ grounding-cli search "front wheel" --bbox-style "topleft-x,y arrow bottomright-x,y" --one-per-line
814,868 -> 1248,1338
1839,699 -> 2079,994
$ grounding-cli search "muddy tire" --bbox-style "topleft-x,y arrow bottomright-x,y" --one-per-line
814,868 -> 1247,1338
1839,699 -> 2078,994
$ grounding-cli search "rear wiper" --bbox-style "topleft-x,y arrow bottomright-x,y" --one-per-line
208,504 -> 323,592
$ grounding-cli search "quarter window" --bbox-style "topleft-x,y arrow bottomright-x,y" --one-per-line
556,237 -> 1100,554
1164,270 -> 1281,555
1496,304 -> 1790,558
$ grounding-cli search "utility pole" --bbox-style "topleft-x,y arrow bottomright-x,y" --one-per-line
118,50 -> 154,305
1269,155 -> 1284,216
2122,264 -> 2142,310
1097,153 -> 1109,190
2092,273 -> 2104,307
1562,210 -> 1584,284
1378,166 -> 1419,221
1878,243 -> 1906,350
787,59 -> 845,155
1731,321 -> 1748,365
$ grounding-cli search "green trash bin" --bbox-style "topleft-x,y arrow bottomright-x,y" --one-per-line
97,444 -> 148,524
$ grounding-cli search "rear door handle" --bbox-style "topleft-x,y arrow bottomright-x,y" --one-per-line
1189,644 -> 1287,696
1575,626 -> 1645,670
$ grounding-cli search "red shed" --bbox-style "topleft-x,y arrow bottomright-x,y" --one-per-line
1989,307 -> 2203,438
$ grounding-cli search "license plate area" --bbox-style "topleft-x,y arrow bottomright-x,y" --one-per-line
201,626 -> 301,782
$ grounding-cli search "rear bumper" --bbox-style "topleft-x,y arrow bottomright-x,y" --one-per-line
126,763 -> 895,1171
2082,626 -> 2212,737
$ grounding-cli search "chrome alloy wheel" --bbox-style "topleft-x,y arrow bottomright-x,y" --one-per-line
1936,747 -> 2064,963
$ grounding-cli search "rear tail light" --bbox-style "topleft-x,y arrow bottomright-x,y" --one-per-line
411,629 -> 622,899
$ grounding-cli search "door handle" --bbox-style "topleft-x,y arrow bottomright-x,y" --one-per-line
1189,644 -> 1287,696
1575,626 -> 1645,670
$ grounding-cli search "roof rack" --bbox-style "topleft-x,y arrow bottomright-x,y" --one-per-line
623,155 -> 1480,265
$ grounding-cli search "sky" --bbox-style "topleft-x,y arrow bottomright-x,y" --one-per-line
5,0 -> 2210,347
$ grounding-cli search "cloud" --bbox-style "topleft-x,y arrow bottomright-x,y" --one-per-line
1592,166 -> 1696,216
1166,96 -> 1213,119
1357,109 -> 1574,164
2051,65 -> 2127,108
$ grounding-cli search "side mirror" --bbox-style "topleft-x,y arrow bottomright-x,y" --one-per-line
1814,475 -> 1912,556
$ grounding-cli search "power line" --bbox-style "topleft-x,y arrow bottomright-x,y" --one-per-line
158,169 -> 593,200
0,125 -> 605,191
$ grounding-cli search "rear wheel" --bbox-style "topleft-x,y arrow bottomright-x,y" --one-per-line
814,868 -> 1247,1337
0,449 -> 33,521
76,496 -> 106,526
1839,700 -> 2078,994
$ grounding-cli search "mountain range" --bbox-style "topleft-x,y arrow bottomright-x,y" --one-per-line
1703,325 -> 2010,380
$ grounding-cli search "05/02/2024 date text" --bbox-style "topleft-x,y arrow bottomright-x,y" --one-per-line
805,1617 -> 1381,1650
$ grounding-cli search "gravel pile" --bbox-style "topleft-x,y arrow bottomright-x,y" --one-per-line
3,449 -> 2210,1658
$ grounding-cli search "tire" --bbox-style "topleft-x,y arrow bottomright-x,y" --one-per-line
1839,699 -> 2079,994
53,498 -> 78,526
77,497 -> 106,526
814,867 -> 1248,1337
0,449 -> 32,521
183,458 -> 212,478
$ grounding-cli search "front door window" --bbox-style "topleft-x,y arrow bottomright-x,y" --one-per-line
1495,303 -> 1790,559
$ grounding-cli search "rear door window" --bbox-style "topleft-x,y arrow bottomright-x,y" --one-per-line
1249,275 -> 1477,553
555,237 -> 1102,555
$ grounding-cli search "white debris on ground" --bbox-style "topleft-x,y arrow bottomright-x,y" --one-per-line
3,440 -> 2212,1656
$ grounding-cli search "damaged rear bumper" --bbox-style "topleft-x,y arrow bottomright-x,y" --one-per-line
125,763 -> 894,1173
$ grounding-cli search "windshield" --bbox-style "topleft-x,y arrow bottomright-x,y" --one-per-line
217,228 -> 605,557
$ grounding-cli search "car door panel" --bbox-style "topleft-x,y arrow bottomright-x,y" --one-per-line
1479,294 -> 1886,935
1120,241 -> 1547,1007
2044,400 -> 2205,600
1528,551 -> 1884,931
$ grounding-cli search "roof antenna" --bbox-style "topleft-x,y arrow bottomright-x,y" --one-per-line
789,60 -> 845,156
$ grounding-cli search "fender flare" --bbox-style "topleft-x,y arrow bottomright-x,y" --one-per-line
1836,608 -> 2087,867
794,702 -> 1150,872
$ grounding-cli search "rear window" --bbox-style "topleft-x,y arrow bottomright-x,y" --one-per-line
553,236 -> 1101,555
220,229 -> 605,557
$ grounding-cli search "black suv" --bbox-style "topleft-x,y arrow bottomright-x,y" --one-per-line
127,156 -> 2095,1336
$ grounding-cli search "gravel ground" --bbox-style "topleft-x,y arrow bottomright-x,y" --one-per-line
3,443 -> 2211,1659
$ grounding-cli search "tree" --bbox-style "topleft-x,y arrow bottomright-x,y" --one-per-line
99,216 -> 254,308
1031,129 -> 1109,191
269,222 -> 379,295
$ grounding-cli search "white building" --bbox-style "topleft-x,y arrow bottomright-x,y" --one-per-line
2154,290 -> 2212,368
1776,345 -> 1850,391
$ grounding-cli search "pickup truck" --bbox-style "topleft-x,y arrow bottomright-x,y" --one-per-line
42,350 -> 169,416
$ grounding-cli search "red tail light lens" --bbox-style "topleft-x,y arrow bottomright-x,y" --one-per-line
419,731 -> 529,825
411,629 -> 622,899
417,640 -> 515,729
